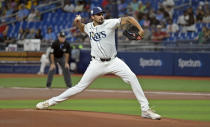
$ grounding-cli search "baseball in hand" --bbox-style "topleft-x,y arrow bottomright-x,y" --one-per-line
75,15 -> 81,22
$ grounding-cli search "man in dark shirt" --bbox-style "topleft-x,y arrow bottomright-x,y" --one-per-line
46,32 -> 72,88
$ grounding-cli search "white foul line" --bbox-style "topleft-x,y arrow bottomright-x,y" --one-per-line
5,87 -> 210,96
87,89 -> 210,96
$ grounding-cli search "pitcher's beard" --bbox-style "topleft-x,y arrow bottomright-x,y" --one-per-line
97,19 -> 104,25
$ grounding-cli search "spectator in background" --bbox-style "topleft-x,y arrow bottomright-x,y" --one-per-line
63,0 -> 75,13
143,26 -> 152,41
203,1 -> 210,15
162,0 -> 175,7
0,20 -> 8,37
25,0 -> 38,10
35,28 -> 43,40
0,6 -> 7,20
101,0 -> 110,10
4,3 -> 14,21
11,1 -> 19,15
166,19 -> 179,33
184,7 -> 196,32
74,0 -> 84,12
1,35 -> 15,48
149,10 -> 160,27
68,25 -> 78,42
152,25 -> 169,41
128,0 -> 139,15
69,22 -> 88,42
137,1 -> 146,14
0,25 -> 15,48
156,9 -> 164,21
43,27 -> 56,45
17,28 -> 24,40
27,8 -> 41,22
23,28 -> 30,38
196,27 -> 210,44
160,7 -> 170,21
118,0 -> 128,17
196,7 -> 205,22
0,0 -> 3,9
10,0 -> 17,9
17,28 -> 28,40
135,1 -> 146,20
162,0 -> 174,18
16,4 -> 29,21
138,15 -> 150,28
0,34 -> 5,50
118,28 -> 127,41
144,2 -> 151,14
0,21 -> 13,48
177,10 -> 188,32
202,11 -> 210,23
83,1 -> 90,12
104,10 -> 112,19
102,0 -> 113,17
26,29 -> 35,39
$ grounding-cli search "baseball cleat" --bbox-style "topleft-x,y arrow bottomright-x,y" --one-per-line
36,100 -> 50,110
141,109 -> 161,120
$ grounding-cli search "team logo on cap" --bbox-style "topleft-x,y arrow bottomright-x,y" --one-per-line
97,7 -> 102,11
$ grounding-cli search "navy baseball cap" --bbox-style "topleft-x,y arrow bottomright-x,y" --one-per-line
91,7 -> 105,15
59,32 -> 65,37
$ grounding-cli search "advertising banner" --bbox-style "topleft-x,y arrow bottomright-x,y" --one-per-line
78,51 -> 210,76
174,53 -> 210,76
118,52 -> 174,75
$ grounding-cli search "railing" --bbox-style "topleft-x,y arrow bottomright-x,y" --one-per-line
173,0 -> 190,10
1,39 -> 210,52
117,40 -> 210,53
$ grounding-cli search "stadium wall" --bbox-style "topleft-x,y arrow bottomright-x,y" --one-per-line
0,50 -> 210,76
77,50 -> 210,76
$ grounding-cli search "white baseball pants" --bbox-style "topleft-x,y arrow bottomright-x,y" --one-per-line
48,57 -> 149,111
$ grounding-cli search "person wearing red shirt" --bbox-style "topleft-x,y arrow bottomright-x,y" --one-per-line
152,25 -> 169,41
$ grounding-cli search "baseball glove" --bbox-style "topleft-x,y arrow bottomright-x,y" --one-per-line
123,25 -> 142,40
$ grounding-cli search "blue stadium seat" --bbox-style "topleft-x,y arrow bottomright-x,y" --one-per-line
4,0 -> 205,42
186,32 -> 194,40
178,32 -> 187,40
201,23 -> 207,27
27,22 -> 36,28
35,22 -> 41,28
208,23 -> 210,28
7,24 -> 14,37
174,0 -> 182,6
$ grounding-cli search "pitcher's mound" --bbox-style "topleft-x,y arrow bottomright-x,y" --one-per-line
0,109 -> 210,127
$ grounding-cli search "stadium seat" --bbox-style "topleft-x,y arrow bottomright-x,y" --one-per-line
4,0 -> 208,41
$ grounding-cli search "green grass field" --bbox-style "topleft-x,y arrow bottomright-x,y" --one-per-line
0,75 -> 210,92
0,75 -> 210,121
0,99 -> 210,121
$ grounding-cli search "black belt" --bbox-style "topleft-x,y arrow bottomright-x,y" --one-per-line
92,56 -> 113,62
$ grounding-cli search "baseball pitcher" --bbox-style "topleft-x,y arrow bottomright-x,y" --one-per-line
36,7 -> 161,120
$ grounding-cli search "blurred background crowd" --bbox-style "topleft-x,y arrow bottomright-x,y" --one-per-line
0,0 -> 210,51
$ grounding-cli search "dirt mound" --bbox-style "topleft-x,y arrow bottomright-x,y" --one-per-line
0,109 -> 210,127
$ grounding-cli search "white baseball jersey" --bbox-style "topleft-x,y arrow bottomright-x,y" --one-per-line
84,18 -> 121,58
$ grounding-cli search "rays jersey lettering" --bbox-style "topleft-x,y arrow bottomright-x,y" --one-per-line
84,18 -> 121,58
89,31 -> 106,41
